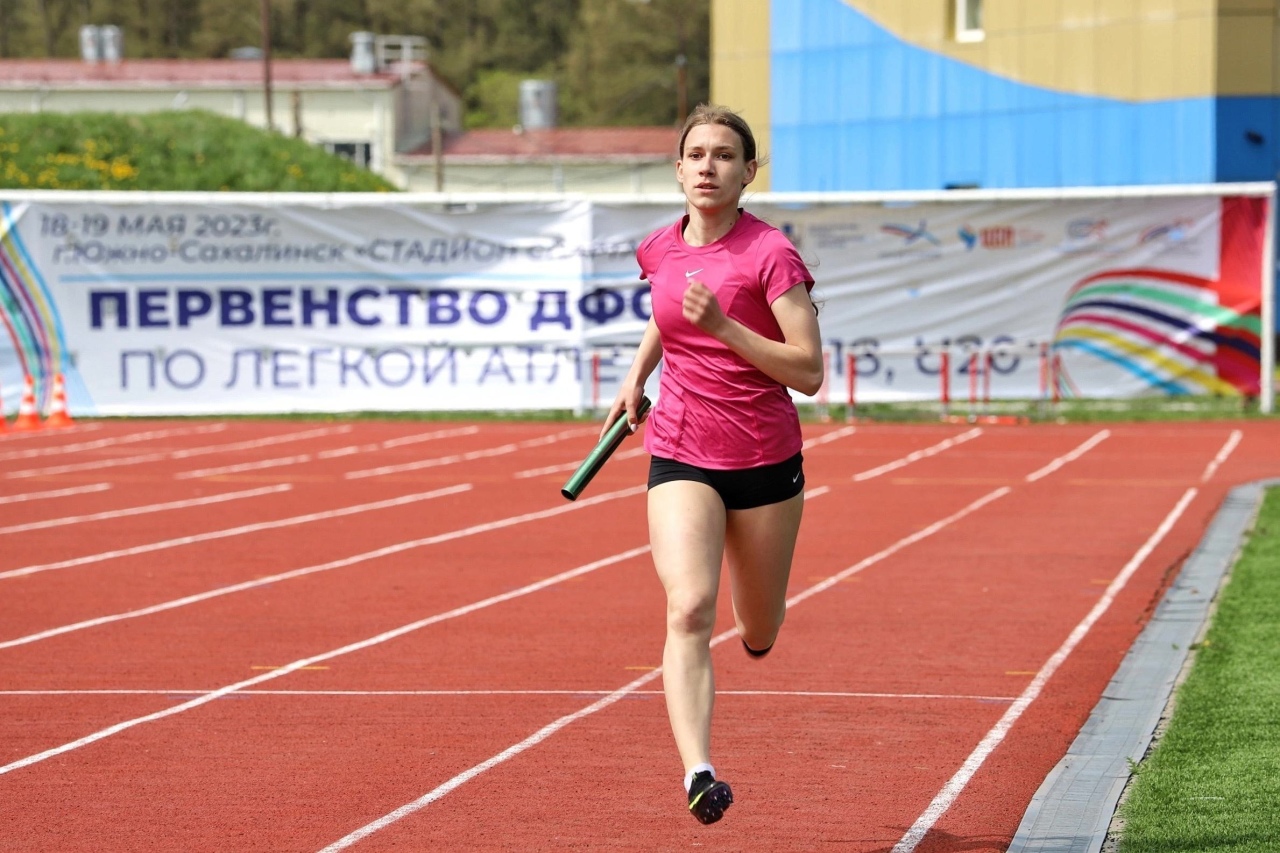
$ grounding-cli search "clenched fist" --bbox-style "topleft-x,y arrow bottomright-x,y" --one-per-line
683,280 -> 728,337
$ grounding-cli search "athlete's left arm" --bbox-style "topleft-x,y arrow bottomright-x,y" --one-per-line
683,280 -> 823,395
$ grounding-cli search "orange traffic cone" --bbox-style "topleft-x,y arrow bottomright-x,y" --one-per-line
13,374 -> 41,431
44,373 -> 74,429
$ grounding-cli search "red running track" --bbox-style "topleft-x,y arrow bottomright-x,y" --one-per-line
1,417 -> 1277,852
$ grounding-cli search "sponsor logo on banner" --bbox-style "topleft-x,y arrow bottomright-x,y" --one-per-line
810,222 -> 867,250
1058,217 -> 1115,254
879,220 -> 942,259
1139,219 -> 1192,245
958,224 -> 1045,250
1137,218 -> 1198,254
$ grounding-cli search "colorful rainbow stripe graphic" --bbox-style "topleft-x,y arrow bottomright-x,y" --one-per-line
0,201 -> 72,409
1053,197 -> 1267,399
1052,267 -> 1262,398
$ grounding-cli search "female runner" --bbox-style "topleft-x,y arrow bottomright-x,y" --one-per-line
604,103 -> 822,825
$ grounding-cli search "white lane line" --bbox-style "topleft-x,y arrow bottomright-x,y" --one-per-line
345,427 -> 596,479
0,423 -> 104,442
802,425 -> 857,448
0,484 -> 639,649
0,543 -> 654,777
514,447 -> 647,480
511,425 -> 857,480
0,483 -> 465,583
378,427 -> 481,449
1200,429 -> 1242,483
5,425 -> 353,479
0,484 -> 291,536
0,424 -> 228,462
789,488 -> 1011,609
175,426 -> 481,479
853,428 -> 983,481
0,689 -> 1016,702
317,426 -> 481,458
175,454 -> 315,479
0,483 -> 111,505
1024,429 -> 1110,482
890,486 -> 1198,853
318,487 -> 1008,851
321,672 -> 667,852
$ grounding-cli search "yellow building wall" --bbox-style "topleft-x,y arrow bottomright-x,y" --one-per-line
710,0 -> 773,190
846,0 -> 1226,100
1217,0 -> 1280,95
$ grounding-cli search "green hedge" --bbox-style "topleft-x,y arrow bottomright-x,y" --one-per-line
0,110 -> 397,192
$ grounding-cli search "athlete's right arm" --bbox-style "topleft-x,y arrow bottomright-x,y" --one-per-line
602,317 -> 663,439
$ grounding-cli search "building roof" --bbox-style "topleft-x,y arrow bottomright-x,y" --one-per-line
0,58 -> 439,90
402,126 -> 680,163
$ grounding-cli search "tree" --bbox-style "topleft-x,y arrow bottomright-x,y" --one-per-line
0,0 -> 35,56
190,0 -> 261,58
0,0 -> 710,127
560,0 -> 708,127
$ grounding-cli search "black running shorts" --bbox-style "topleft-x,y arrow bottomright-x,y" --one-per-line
647,452 -> 805,511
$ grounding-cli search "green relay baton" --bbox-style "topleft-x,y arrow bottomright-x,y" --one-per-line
561,396 -> 652,501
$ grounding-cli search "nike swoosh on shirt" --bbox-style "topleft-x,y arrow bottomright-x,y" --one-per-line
685,269 -> 703,277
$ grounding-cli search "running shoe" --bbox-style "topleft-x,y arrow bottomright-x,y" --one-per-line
687,770 -> 733,824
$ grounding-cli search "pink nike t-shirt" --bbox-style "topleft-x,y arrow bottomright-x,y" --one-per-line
637,210 -> 814,469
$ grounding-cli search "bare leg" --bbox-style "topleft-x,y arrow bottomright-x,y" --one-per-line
648,480 -> 726,772
725,491 -> 804,652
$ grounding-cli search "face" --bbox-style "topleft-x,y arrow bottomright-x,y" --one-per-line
676,123 -> 757,213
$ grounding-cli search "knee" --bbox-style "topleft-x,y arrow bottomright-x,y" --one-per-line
740,604 -> 785,649
666,592 -> 718,638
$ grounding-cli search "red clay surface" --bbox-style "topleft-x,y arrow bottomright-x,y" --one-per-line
2,417 -> 1278,851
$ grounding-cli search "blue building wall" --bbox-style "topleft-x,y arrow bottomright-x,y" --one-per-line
1217,97 -> 1280,183
769,0 -> 1278,193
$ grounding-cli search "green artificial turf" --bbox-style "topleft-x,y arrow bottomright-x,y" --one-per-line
1117,487 -> 1280,852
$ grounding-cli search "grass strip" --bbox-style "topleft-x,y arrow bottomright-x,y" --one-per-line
1117,486 -> 1280,853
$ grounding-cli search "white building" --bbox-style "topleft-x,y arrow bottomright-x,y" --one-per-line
397,125 -> 679,194
0,32 -> 463,188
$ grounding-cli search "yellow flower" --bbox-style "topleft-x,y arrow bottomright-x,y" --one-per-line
110,159 -> 138,181
287,163 -> 303,179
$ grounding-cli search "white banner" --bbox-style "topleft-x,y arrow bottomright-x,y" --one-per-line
0,188 -> 1269,416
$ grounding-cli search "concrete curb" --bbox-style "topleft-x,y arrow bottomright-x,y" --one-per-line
1007,478 -> 1278,853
